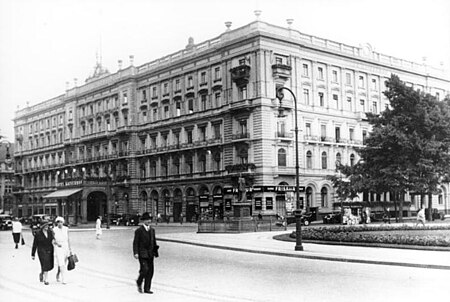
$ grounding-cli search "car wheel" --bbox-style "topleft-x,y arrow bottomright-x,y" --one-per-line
304,220 -> 310,226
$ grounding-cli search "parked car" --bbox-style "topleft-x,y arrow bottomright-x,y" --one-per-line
285,212 -> 315,226
103,213 -> 122,225
119,214 -> 141,226
30,214 -> 52,235
0,214 -> 13,230
323,212 -> 342,224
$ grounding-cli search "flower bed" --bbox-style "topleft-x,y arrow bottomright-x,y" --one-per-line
288,224 -> 450,247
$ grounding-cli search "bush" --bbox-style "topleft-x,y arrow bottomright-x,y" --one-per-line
289,224 -> 450,247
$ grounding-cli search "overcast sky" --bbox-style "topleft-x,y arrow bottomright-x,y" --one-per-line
1,0 -> 449,141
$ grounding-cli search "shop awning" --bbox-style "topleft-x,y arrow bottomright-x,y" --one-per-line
43,188 -> 82,199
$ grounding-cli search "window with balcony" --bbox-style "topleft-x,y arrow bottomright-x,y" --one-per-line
213,123 -> 221,140
278,121 -> 286,137
238,147 -> 248,164
305,123 -> 311,137
199,154 -> 206,173
333,94 -> 339,109
185,155 -> 193,174
200,71 -> 206,84
214,92 -> 221,107
175,101 -> 181,117
163,83 -> 168,95
199,126 -> 206,141
349,128 -> 355,141
321,125 -> 326,141
278,148 -> 286,166
142,90 -> 147,100
335,127 -> 341,143
239,120 -> 247,136
321,152 -> 328,169
152,87 -> 157,98
173,157 -> 180,175
164,106 -> 169,119
372,101 -> 377,114
152,108 -> 158,121
214,152 -> 221,172
187,129 -> 193,144
150,161 -> 157,178
321,187 -> 328,207
200,94 -> 207,111
306,151 -> 312,169
371,78 -> 377,90
161,158 -> 168,176
239,86 -> 247,100
188,99 -> 194,114
188,76 -> 193,88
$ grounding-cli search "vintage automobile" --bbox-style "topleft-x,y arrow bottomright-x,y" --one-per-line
119,214 -> 141,226
0,214 -> 13,230
285,212 -> 315,226
322,212 -> 342,224
102,213 -> 122,225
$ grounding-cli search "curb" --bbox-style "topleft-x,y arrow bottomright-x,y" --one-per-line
157,237 -> 450,271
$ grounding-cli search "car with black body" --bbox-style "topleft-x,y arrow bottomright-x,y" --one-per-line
0,214 -> 13,230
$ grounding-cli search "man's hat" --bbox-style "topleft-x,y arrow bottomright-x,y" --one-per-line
141,212 -> 152,221
40,220 -> 50,228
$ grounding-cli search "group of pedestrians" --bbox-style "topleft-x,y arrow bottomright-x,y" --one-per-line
11,216 -> 72,285
12,211 -> 159,294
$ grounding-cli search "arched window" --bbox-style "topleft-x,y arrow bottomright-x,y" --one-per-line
321,187 -> 328,207
350,154 -> 355,166
278,148 -> 286,166
321,151 -> 327,169
199,154 -> 206,173
306,151 -> 312,169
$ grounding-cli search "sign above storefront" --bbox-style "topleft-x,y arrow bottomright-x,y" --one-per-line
223,186 -> 305,194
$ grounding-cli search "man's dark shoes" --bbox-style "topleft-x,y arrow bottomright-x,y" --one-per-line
39,272 -> 43,282
136,280 -> 143,293
144,291 -> 154,294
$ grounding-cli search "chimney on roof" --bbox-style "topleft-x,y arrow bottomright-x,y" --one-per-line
129,55 -> 134,66
254,10 -> 262,20
118,59 -> 123,70
225,21 -> 232,31
286,19 -> 294,29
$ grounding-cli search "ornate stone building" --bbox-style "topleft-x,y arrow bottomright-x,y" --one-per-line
13,19 -> 450,224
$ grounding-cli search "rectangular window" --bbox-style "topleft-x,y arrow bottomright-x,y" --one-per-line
358,76 -> 365,88
320,125 -> 326,141
239,58 -> 246,65
176,101 -> 181,116
152,87 -> 157,98
199,126 -> 206,141
318,67 -> 324,80
187,130 -> 193,144
239,86 -> 247,100
214,67 -> 221,80
163,83 -> 168,94
302,64 -> 309,77
372,78 -> 377,90
332,70 -> 338,82
305,123 -> 311,136
200,72 -> 206,84
175,79 -> 181,91
333,94 -> 339,108
164,106 -> 169,119
214,92 -> 221,107
213,124 -> 221,139
201,94 -> 207,111
362,130 -> 367,144
360,99 -> 365,111
152,108 -> 158,121
123,91 -> 128,104
303,89 -> 310,105
188,99 -> 194,114
319,92 -> 324,106
349,128 -> 355,141
436,92 -> 440,101
188,76 -> 193,87
142,90 -> 147,100
275,56 -> 283,65
266,197 -> 273,210
372,101 -> 377,113
346,73 -> 352,85
335,127 -> 341,143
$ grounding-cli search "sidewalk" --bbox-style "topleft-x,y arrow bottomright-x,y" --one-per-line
156,228 -> 450,270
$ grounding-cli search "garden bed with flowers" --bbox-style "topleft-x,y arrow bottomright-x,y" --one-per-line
274,224 -> 450,250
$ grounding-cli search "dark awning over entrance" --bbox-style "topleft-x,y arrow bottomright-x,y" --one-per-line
43,188 -> 82,199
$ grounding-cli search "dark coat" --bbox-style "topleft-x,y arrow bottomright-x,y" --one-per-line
133,225 -> 158,259
32,229 -> 54,272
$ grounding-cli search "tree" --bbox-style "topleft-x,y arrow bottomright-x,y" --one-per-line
334,74 -> 450,222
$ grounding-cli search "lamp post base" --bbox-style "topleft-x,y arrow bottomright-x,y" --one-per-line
295,244 -> 304,251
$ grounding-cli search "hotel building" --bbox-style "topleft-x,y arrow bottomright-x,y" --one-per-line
13,19 -> 450,224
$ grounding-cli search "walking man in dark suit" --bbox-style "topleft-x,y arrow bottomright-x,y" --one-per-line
133,212 -> 158,294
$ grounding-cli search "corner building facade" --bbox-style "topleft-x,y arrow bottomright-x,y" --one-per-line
13,21 -> 450,224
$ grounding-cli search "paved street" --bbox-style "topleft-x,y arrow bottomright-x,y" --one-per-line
1,226 -> 449,302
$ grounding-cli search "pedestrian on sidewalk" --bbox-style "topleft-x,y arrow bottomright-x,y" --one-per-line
179,212 -> 184,225
133,212 -> 159,295
415,207 -> 426,227
96,216 -> 102,239
31,220 -> 54,285
53,216 -> 72,284
12,217 -> 23,249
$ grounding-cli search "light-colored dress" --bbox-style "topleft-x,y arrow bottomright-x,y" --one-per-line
96,218 -> 102,236
53,225 -> 69,266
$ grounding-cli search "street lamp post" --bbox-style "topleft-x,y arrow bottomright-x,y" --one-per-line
277,86 -> 303,251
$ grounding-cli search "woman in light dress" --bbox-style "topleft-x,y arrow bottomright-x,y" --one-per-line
53,216 -> 71,284
96,216 -> 102,239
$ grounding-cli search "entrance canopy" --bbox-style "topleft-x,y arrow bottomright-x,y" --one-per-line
44,188 -> 82,199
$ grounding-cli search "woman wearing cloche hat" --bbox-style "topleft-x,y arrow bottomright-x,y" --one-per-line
31,220 -> 54,285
